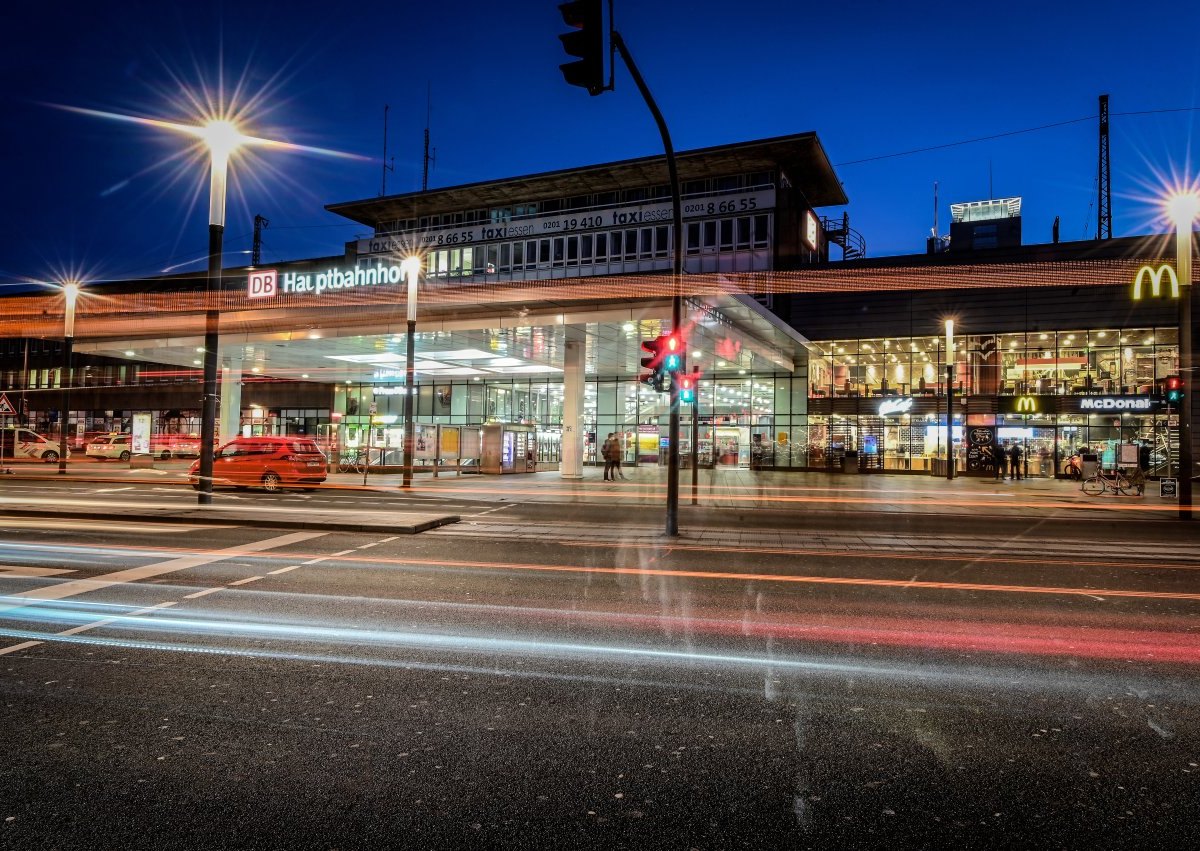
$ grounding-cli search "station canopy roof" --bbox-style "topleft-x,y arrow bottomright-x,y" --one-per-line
326,132 -> 848,226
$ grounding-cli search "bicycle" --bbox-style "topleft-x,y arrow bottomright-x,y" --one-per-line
1081,467 -> 1138,496
340,449 -> 369,475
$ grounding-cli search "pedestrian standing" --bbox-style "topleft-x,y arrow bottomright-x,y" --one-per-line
1009,441 -> 1023,480
612,432 -> 627,480
992,442 -> 1006,480
601,433 -> 616,481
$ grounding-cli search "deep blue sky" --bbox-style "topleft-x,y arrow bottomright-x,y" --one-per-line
2,0 -> 1198,287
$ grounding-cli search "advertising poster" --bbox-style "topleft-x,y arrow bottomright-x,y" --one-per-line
439,426 -> 460,459
414,424 -> 438,459
132,413 -> 152,455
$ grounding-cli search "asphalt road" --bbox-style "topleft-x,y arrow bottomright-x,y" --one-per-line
1,513 -> 1198,849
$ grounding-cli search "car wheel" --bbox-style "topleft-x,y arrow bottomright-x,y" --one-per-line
261,471 -> 283,493
43,451 -> 59,463
160,450 -> 172,461
119,451 -> 131,462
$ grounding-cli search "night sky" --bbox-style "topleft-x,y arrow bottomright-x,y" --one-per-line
2,0 -> 1198,288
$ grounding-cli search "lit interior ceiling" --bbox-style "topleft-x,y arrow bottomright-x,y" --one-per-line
75,298 -> 801,383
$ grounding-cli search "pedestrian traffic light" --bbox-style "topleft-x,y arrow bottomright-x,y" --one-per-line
558,0 -> 605,96
662,332 -> 683,373
678,372 -> 696,404
1166,374 -> 1185,403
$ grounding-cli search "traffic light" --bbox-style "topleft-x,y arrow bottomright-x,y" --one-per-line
662,332 -> 683,373
558,0 -> 605,96
640,335 -> 667,391
1166,374 -> 1185,404
678,372 -> 696,404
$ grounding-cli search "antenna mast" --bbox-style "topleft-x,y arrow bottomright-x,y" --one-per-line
380,105 -> 394,196
251,214 -> 269,266
422,84 -> 436,191
1097,93 -> 1112,240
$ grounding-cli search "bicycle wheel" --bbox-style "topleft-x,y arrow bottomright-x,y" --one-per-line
1114,473 -> 1135,496
1081,475 -> 1106,496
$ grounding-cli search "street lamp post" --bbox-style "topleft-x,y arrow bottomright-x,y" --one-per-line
400,257 -> 421,490
1170,192 -> 1199,519
945,319 -> 955,480
195,121 -> 245,506
58,281 -> 79,474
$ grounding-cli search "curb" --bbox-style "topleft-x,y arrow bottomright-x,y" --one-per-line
0,507 -> 460,535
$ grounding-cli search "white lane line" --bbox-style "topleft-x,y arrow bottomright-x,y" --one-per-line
357,542 -> 380,549
0,566 -> 77,578
267,565 -> 302,575
0,531 -> 326,612
301,557 -> 332,565
228,576 -> 262,586
379,537 -> 400,543
330,549 -> 356,557
469,504 -> 515,517
92,487 -> 136,494
182,587 -> 223,599
0,640 -> 44,656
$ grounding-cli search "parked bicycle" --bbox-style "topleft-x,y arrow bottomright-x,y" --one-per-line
1081,467 -> 1144,496
340,449 -> 369,475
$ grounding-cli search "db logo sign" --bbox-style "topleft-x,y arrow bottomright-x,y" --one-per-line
248,269 -> 278,299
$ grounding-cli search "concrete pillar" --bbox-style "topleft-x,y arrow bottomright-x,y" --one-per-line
219,358 -> 242,442
561,328 -> 585,479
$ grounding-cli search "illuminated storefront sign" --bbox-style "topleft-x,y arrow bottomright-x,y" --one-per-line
1132,263 -> 1179,300
247,264 -> 406,299
1078,396 -> 1160,411
877,397 -> 913,416
358,187 -> 777,256
998,395 -> 1046,415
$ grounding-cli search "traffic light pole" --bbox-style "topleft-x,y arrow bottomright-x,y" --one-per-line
612,31 -> 683,536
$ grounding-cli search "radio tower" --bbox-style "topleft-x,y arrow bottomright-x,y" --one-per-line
1097,94 -> 1112,240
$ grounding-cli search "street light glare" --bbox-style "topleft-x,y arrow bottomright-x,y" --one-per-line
198,119 -> 247,162
1167,191 -> 1200,227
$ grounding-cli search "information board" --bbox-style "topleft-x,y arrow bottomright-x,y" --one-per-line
132,413 -> 152,455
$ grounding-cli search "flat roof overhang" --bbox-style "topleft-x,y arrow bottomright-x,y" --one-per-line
325,132 -> 848,226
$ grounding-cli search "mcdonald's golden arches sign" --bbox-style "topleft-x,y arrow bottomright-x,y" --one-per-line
1132,264 -> 1179,300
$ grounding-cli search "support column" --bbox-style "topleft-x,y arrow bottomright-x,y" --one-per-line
560,328 -> 585,479
219,359 -> 242,442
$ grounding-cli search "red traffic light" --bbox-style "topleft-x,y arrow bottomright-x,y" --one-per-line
558,0 -> 605,96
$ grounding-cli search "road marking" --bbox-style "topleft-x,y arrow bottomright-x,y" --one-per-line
470,504 -> 514,517
357,542 -> 380,549
182,587 -> 223,599
0,531 -> 325,613
0,566 -> 77,578
92,486 -> 136,494
228,576 -> 263,586
330,549 -> 356,557
379,537 -> 399,543
0,640 -> 44,656
267,565 -> 302,575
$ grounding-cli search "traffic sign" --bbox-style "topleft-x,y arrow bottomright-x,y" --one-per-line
0,393 -> 15,416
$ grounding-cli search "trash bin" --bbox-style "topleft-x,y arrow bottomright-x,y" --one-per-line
842,450 -> 859,474
1080,453 -> 1099,479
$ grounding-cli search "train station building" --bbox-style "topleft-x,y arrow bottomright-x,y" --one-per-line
0,132 -> 1193,479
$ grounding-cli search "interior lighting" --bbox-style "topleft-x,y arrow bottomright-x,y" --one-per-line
124,350 -> 136,357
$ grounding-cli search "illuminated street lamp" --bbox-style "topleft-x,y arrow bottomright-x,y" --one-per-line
945,319 -> 955,480
400,256 -> 421,490
57,280 -> 80,474
1168,190 -> 1200,519
194,120 -> 248,505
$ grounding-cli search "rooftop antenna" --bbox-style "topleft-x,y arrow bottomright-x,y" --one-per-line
1097,93 -> 1112,239
422,83 -> 436,191
251,214 -> 269,266
380,104 -> 394,196
932,181 -> 938,237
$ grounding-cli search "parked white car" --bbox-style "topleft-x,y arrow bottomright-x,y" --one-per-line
85,433 -> 133,462
0,426 -> 71,463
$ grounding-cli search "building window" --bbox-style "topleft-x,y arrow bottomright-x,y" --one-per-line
525,240 -> 537,270
512,241 -> 524,268
703,221 -> 717,252
624,229 -> 638,261
581,234 -> 593,262
538,239 -> 551,265
753,214 -> 770,247
611,231 -> 622,259
499,243 -> 511,273
686,222 -> 700,255
567,235 -> 579,265
736,217 -> 751,250
719,219 -> 734,252
552,237 -> 565,266
639,228 -> 653,259
655,226 -> 669,257
595,233 -> 608,261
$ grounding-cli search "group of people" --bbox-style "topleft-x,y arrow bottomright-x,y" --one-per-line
601,432 -> 626,481
991,440 -> 1025,480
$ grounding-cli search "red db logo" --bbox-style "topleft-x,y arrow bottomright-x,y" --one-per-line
248,269 -> 277,299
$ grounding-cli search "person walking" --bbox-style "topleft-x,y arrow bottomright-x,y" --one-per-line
1008,440 -> 1023,480
612,432 -> 627,480
601,433 -> 616,481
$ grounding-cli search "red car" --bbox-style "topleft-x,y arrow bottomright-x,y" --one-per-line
188,436 -> 327,493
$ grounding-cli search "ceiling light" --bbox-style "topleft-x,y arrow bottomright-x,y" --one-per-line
124,350 -> 136,357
